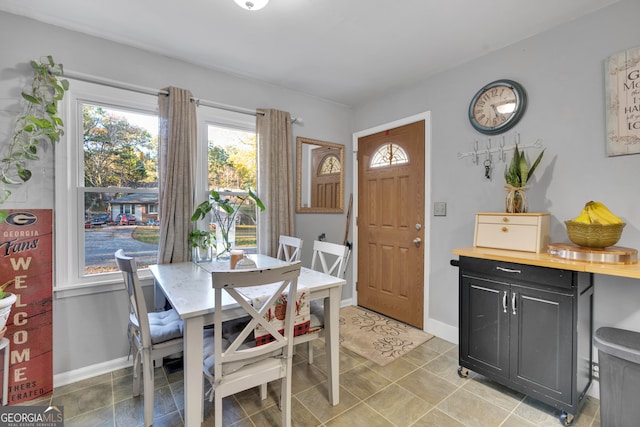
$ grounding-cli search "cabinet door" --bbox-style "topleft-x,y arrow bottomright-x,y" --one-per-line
460,275 -> 510,379
510,284 -> 574,403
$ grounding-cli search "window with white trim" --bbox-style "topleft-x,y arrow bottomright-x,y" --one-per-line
56,81 -> 257,293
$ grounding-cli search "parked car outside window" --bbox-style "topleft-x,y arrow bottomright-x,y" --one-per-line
115,213 -> 136,225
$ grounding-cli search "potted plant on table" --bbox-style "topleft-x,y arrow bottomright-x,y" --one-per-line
188,229 -> 214,263
191,188 -> 265,259
504,145 -> 544,213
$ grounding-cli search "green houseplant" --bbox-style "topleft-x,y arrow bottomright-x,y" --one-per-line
504,145 -> 544,213
188,229 -> 214,263
191,188 -> 265,259
1,56 -> 69,204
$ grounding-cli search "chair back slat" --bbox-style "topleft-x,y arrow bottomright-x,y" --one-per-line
115,249 -> 152,349
211,262 -> 302,381
276,235 -> 303,262
310,240 -> 349,279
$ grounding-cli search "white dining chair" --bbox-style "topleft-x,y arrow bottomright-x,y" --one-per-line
115,249 -> 185,427
276,235 -> 303,262
203,262 -> 302,427
296,240 -> 349,364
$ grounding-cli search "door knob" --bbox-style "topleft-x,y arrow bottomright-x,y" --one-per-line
413,237 -> 421,247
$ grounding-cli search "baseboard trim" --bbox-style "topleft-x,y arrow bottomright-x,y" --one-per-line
54,356 -> 132,388
425,318 -> 458,344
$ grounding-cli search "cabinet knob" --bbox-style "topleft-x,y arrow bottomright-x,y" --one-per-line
502,217 -> 509,223
501,226 -> 508,233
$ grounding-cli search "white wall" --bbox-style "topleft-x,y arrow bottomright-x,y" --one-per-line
0,12 -> 354,376
354,0 -> 640,369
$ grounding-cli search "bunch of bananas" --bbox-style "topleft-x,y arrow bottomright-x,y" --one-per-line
572,201 -> 624,225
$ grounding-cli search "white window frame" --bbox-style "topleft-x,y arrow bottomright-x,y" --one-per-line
55,79 -> 257,297
195,108 -> 257,229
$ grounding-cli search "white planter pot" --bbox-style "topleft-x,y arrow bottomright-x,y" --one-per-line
0,293 -> 16,337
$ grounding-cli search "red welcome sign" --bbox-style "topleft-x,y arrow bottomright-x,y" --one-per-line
0,210 -> 53,404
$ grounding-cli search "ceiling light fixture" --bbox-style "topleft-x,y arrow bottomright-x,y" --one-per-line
234,0 -> 269,11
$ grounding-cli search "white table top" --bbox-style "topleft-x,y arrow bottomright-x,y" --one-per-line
149,254 -> 346,320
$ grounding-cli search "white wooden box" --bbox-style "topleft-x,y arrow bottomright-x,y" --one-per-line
474,212 -> 550,253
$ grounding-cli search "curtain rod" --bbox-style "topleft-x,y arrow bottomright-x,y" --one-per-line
64,69 -> 268,118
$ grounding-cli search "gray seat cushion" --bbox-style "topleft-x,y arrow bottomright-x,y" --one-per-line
148,308 -> 183,344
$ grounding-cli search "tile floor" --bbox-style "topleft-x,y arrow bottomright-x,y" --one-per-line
24,337 -> 601,426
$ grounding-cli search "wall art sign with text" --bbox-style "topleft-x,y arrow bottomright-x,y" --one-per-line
0,210 -> 52,405
606,46 -> 640,156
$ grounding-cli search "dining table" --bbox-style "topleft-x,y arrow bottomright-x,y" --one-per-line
149,254 -> 346,427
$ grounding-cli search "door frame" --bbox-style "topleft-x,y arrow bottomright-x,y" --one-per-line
351,111 -> 432,331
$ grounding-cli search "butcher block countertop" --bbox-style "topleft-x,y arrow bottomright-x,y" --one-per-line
453,246 -> 640,280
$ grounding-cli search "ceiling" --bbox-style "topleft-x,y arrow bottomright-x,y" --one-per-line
0,0 -> 621,106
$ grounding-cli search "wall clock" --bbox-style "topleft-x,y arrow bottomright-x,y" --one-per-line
468,79 -> 527,135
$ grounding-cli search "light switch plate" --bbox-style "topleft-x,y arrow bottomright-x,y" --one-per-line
434,202 -> 447,216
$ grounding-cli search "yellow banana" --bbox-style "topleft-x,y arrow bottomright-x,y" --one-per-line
572,209 -> 591,224
585,201 -> 624,224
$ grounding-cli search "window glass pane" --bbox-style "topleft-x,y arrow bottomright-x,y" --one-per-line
83,191 -> 159,275
370,143 -> 409,168
207,125 -> 256,190
83,104 -> 159,275
207,125 -> 258,253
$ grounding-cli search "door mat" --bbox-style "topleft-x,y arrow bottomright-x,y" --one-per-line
340,305 -> 434,366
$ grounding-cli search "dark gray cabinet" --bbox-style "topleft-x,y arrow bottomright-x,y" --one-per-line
457,256 -> 593,425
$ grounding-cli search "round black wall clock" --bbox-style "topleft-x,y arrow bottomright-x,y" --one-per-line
468,79 -> 527,135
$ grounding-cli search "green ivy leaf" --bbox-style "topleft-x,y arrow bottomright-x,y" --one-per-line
21,93 -> 40,104
17,168 -> 32,182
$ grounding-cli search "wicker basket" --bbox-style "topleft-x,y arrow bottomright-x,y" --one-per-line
564,220 -> 625,248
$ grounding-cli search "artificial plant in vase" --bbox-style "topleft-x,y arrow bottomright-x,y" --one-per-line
1,56 -> 69,204
504,145 -> 544,213
191,188 -> 265,259
188,229 -> 214,263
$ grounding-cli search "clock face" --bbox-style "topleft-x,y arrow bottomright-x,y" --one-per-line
469,79 -> 527,135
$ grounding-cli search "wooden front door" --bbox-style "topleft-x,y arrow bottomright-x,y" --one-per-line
311,146 -> 341,209
357,120 -> 425,328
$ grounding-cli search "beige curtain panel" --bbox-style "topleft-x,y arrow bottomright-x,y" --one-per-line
157,87 -> 197,264
257,108 -> 294,257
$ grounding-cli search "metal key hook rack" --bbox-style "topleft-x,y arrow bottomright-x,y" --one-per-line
457,133 -> 543,180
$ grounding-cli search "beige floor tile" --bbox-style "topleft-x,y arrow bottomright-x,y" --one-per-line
396,367 -> 457,406
52,380 -> 113,419
513,396 -> 568,426
461,375 -> 525,412
296,384 -> 360,423
324,402 -> 394,427
365,383 -> 432,426
249,397 -> 321,427
423,354 -> 468,387
422,337 -> 456,354
413,408 -> 466,427
362,355 -> 421,381
339,364 -> 392,400
436,388 -> 510,427
501,414 -> 540,427
398,342 -> 441,367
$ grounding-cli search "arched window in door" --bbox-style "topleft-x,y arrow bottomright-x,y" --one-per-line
370,143 -> 409,168
320,154 -> 341,175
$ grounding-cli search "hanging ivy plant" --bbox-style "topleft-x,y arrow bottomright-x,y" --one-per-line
0,56 -> 69,203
